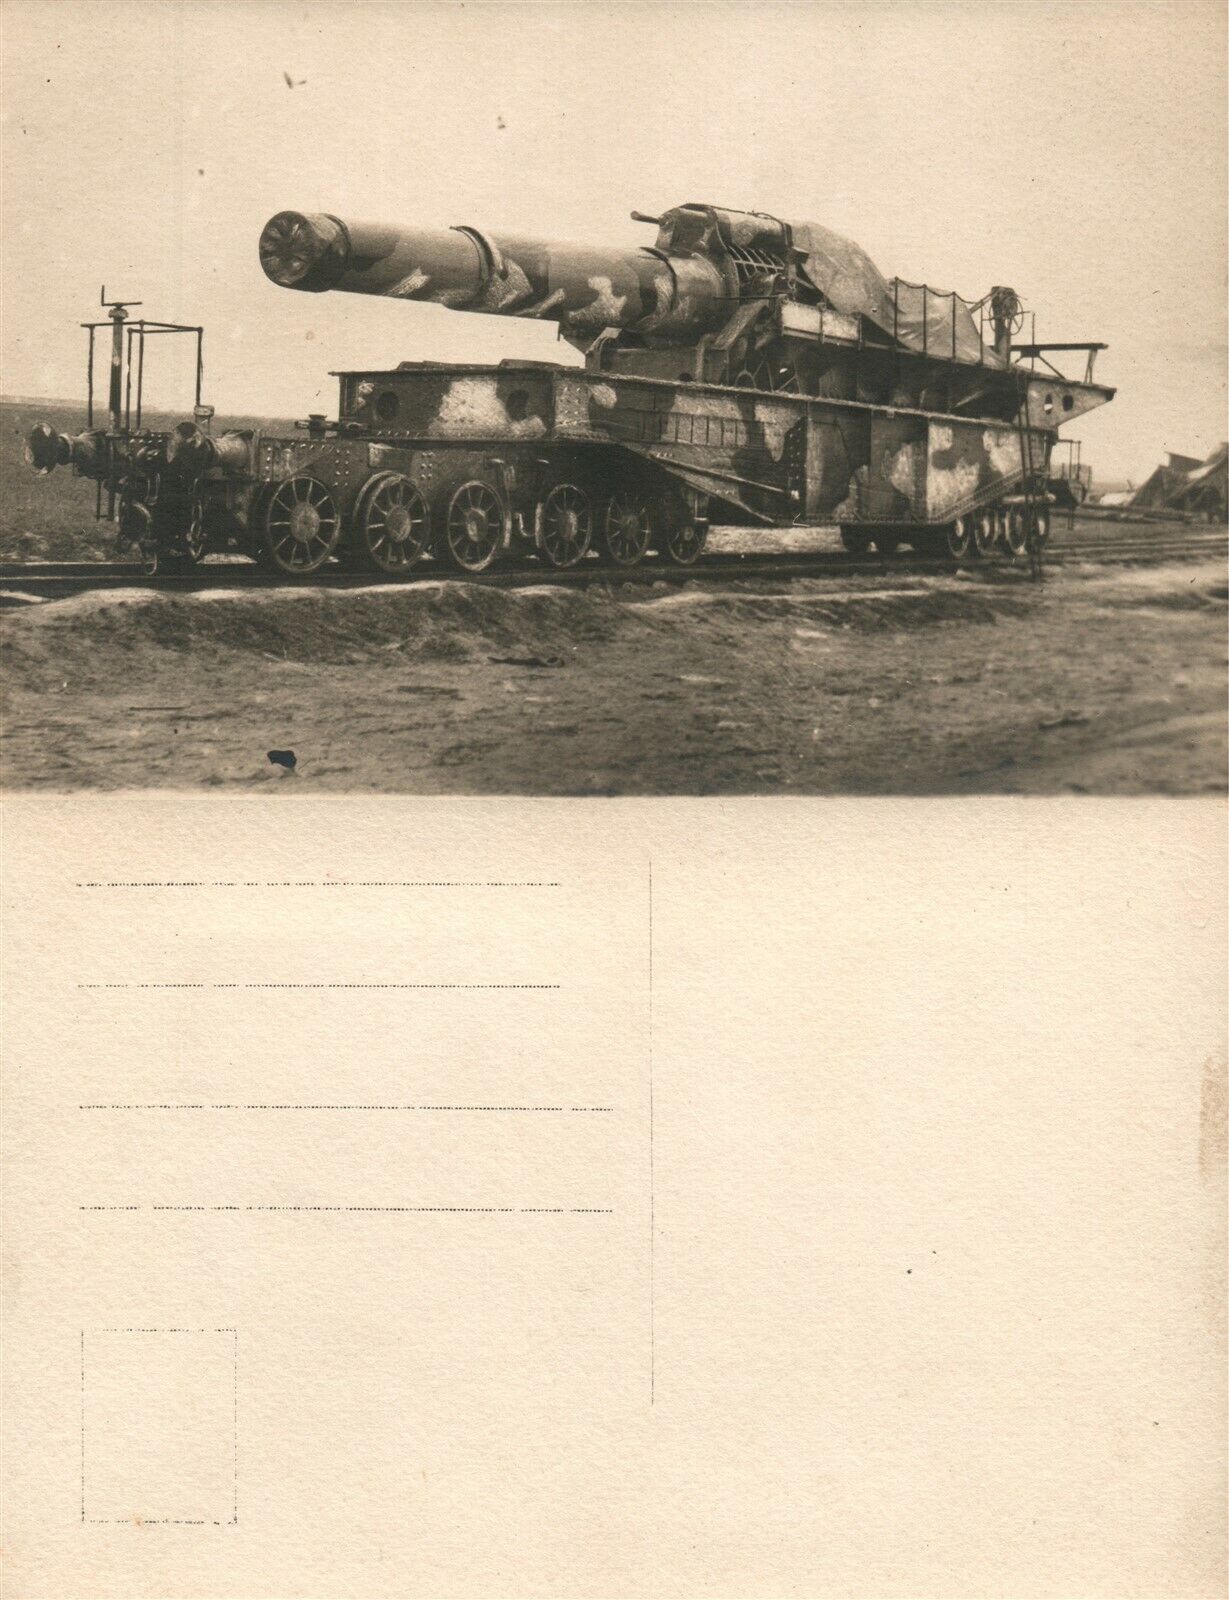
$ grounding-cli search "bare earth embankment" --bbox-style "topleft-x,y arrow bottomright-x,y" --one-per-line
2,556 -> 1225,793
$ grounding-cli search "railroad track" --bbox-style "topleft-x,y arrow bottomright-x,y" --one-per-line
2,525 -> 1224,601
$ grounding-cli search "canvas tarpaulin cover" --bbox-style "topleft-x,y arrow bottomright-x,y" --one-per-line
790,220 -> 1002,368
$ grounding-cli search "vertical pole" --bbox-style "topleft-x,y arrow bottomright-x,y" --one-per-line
86,326 -> 96,430
108,302 -> 126,435
921,284 -> 928,357
124,327 -> 133,433
1071,439 -> 1081,530
195,330 -> 204,411
136,327 -> 146,430
105,298 -> 129,523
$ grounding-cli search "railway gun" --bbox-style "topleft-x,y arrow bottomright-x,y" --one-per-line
26,203 -> 1114,576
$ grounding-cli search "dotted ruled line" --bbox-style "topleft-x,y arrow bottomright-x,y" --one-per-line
77,983 -> 560,991
77,881 -> 561,889
85,1520 -> 227,1527
80,1205 -> 613,1215
80,1103 -> 614,1112
648,860 -> 655,1407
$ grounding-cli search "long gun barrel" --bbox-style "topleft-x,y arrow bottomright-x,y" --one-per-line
258,209 -> 734,342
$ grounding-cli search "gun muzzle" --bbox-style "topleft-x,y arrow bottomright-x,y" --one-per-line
258,210 -> 728,340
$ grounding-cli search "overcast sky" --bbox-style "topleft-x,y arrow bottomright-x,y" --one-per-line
2,0 -> 1224,482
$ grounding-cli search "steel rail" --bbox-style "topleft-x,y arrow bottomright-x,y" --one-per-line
2,531 -> 1224,602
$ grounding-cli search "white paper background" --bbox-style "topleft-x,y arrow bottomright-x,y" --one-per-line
3,795 -> 1225,1597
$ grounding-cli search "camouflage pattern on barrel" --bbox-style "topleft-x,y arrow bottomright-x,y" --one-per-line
258,208 -> 737,344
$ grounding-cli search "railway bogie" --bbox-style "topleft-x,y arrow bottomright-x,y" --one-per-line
29,364 -> 1068,577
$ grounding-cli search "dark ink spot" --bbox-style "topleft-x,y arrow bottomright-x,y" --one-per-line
267,750 -> 297,770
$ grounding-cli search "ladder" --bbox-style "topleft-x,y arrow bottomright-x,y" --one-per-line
1015,392 -> 1044,581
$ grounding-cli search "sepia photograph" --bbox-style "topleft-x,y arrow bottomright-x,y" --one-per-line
2,0 -> 1224,793
2,6 -> 1226,1600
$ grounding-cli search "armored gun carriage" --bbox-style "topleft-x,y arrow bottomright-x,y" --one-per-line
27,203 -> 1114,574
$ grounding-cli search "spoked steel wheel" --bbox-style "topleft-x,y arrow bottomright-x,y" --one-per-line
1004,506 -> 1030,557
443,480 -> 505,573
537,481 -> 593,569
118,500 -> 158,574
972,507 -> 999,556
946,514 -> 974,559
179,496 -> 210,565
1006,504 -> 1051,564
661,493 -> 709,566
156,515 -> 209,575
355,472 -> 429,575
601,489 -> 653,567
261,476 -> 340,574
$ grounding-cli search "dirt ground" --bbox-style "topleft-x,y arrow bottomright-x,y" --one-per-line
2,552 -> 1225,793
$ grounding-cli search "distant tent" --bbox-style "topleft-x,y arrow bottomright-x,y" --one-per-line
1171,443 -> 1227,518
1131,465 -> 1180,509
1130,443 -> 1227,519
